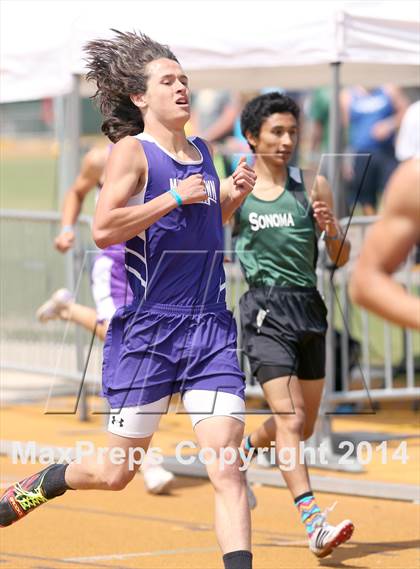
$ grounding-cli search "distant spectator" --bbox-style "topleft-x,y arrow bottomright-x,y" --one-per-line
222,91 -> 259,172
340,84 -> 409,215
41,97 -> 54,126
190,89 -> 240,176
308,87 -> 330,160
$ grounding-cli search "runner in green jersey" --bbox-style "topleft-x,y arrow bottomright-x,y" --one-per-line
230,92 -> 353,559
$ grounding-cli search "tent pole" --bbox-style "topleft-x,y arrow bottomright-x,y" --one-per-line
328,61 -> 341,215
68,75 -> 81,193
67,74 -> 88,422
323,61 -> 341,444
53,95 -> 65,209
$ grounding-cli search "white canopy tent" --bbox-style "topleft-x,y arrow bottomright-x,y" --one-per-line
1,0 -> 419,102
1,0 -> 419,200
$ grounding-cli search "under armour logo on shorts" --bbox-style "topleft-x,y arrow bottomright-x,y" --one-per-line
111,416 -> 124,427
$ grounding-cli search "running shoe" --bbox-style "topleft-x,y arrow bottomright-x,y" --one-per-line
142,465 -> 175,495
245,473 -> 257,510
36,288 -> 73,322
0,464 -> 65,527
256,450 -> 273,468
309,503 -> 354,558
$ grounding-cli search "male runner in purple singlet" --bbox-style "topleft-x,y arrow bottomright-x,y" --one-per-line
1,30 -> 257,569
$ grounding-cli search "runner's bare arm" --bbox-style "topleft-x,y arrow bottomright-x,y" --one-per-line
312,175 -> 351,267
62,147 -> 105,222
220,176 -> 237,224
349,159 -> 420,330
201,139 -> 256,224
220,158 -> 256,224
55,147 -> 107,252
93,137 -> 206,248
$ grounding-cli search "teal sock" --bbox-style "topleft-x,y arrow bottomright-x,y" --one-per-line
244,435 -> 254,453
295,492 -> 324,537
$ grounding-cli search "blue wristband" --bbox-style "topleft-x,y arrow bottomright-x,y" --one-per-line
169,188 -> 183,207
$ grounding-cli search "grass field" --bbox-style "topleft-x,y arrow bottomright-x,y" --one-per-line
1,156 -> 58,210
0,155 -> 95,213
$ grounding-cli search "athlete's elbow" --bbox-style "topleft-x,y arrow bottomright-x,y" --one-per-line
92,225 -> 111,249
335,248 -> 350,268
94,234 -> 109,250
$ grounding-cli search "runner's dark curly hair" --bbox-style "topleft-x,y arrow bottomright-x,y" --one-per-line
240,92 -> 300,152
84,29 -> 178,142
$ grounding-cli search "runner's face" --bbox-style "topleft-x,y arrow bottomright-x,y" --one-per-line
253,112 -> 298,166
142,58 -> 190,126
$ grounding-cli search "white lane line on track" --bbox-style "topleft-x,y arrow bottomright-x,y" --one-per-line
63,540 -> 309,563
63,546 -> 219,562
2,551 -> 135,569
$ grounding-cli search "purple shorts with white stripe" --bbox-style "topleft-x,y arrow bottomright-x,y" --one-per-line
92,246 -> 133,322
102,301 -> 245,409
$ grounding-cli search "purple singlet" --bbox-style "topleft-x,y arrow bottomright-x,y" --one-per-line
101,134 -> 244,409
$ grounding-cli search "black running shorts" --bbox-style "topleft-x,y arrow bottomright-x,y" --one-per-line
239,286 -> 328,383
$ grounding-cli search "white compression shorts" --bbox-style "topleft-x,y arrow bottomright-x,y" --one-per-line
107,389 -> 245,438
91,255 -> 119,322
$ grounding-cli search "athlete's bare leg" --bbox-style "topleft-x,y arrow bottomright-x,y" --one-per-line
194,416 -> 251,554
36,290 -> 109,340
64,432 -> 152,490
245,377 -> 324,453
251,376 -> 324,497
58,303 -> 109,341
0,432 -> 152,527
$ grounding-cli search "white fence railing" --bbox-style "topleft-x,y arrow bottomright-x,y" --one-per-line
1,212 -> 419,429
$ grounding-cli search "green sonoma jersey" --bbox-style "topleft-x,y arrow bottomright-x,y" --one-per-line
235,166 -> 317,288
